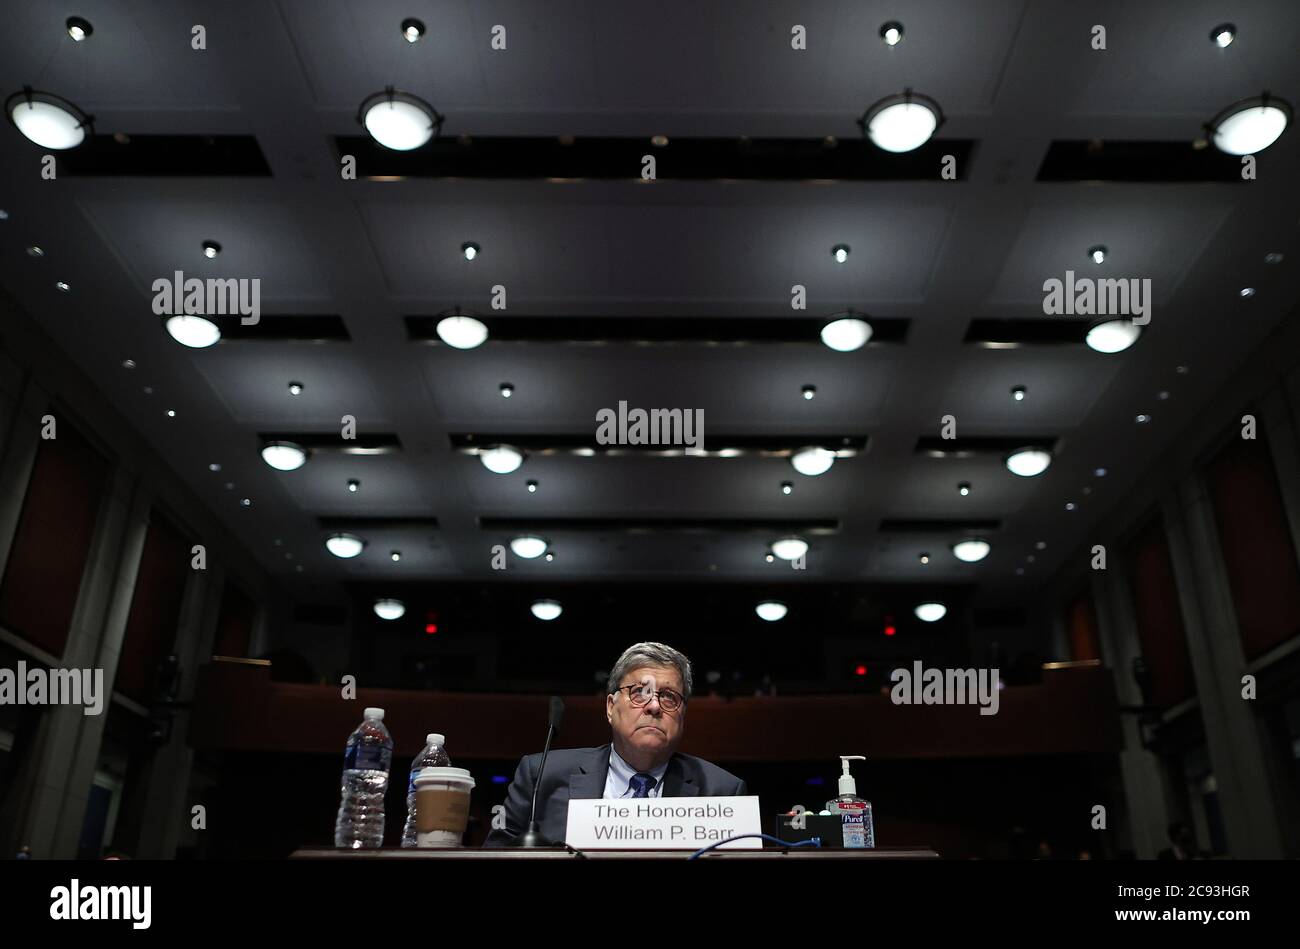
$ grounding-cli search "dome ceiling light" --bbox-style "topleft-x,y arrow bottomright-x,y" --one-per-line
951,539 -> 991,563
756,601 -> 788,622
531,599 -> 562,621
771,536 -> 808,561
510,535 -> 548,559
435,309 -> 489,349
480,444 -> 524,474
374,598 -> 406,620
914,602 -> 947,623
1207,93 -> 1291,155
5,87 -> 94,149
325,532 -> 366,559
819,316 -> 872,352
165,314 -> 221,348
1085,318 -> 1142,354
790,446 -> 836,476
858,89 -> 943,153
357,86 -> 444,151
261,441 -> 308,471
1005,448 -> 1052,478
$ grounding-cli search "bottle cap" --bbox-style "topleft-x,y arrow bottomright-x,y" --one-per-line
364,707 -> 385,720
427,733 -> 445,746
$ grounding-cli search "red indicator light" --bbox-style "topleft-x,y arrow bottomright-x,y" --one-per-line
884,625 -> 896,637
424,623 -> 438,635
854,664 -> 867,676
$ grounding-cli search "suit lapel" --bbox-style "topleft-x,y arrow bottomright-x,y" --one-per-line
660,755 -> 699,798
567,745 -> 611,800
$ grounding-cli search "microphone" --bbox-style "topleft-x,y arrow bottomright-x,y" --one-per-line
508,696 -> 565,848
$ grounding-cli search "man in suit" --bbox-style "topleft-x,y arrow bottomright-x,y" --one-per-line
484,641 -> 748,846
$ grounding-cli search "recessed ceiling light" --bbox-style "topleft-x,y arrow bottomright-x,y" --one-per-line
347,479 -> 360,492
1085,318 -> 1141,354
858,90 -> 943,153
1210,23 -> 1236,48
435,312 -> 488,349
1176,365 -> 1190,375
531,599 -> 562,621
526,480 -> 538,493
952,539 -> 991,563
1157,390 -> 1170,400
771,536 -> 808,561
5,88 -> 93,149
1065,502 -> 1077,511
26,245 -> 43,257
480,444 -> 524,474
781,481 -> 793,495
765,553 -> 775,563
879,21 -> 904,46
919,552 -> 930,564
510,535 -> 548,559
1015,567 -> 1025,575
0,209 -> 7,219
240,497 -> 252,507
791,446 -> 836,476
325,532 -> 365,559
400,18 -> 425,43
1005,448 -> 1052,477
201,240 -> 221,259
819,317 -> 872,352
958,481 -> 971,496
165,314 -> 221,348
756,601 -> 788,622
1264,252 -> 1284,264
1036,541 -> 1047,550
831,244 -> 850,263
545,552 -> 554,562
288,381 -> 303,395
374,598 -> 406,620
1136,413 -> 1151,424
801,384 -> 816,400
121,358 -> 135,369
650,134 -> 669,147
499,382 -> 514,398
1207,93 -> 1292,155
261,441 -> 307,471
357,87 -> 443,151
1011,385 -> 1026,401
1094,467 -> 1107,477
1088,245 -> 1107,264
165,409 -> 176,418
66,17 -> 93,41
55,281 -> 70,292
209,463 -> 221,472
1239,287 -> 1255,298
391,550 -> 401,562
914,602 -> 946,622
461,241 -> 480,261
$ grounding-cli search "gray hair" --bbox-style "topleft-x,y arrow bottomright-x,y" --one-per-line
606,642 -> 693,703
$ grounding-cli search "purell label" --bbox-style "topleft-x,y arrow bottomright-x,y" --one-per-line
837,801 -> 875,848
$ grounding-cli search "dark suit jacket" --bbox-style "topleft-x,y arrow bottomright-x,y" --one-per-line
483,744 -> 748,847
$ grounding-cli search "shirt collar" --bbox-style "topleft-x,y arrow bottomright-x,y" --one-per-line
608,744 -> 670,790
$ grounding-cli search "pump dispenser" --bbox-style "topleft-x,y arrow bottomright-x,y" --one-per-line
825,755 -> 874,848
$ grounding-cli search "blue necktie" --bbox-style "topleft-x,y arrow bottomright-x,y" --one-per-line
628,773 -> 657,798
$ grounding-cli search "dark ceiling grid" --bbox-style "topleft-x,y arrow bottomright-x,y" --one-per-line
0,0 -> 1296,626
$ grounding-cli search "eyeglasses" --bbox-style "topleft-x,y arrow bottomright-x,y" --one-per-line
612,684 -> 685,712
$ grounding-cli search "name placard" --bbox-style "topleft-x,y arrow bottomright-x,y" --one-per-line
565,796 -> 762,849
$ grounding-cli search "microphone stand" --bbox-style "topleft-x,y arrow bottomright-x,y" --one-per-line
507,696 -> 564,848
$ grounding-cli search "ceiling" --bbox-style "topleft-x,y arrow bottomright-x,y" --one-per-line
2,0 -> 1299,628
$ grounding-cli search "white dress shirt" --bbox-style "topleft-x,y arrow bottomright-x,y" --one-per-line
602,745 -> 669,799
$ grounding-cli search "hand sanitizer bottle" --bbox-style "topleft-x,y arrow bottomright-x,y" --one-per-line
824,755 -> 874,848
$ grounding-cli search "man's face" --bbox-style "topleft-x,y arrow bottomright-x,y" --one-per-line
606,664 -> 685,761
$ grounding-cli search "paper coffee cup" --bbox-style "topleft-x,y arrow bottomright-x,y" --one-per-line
414,767 -> 476,847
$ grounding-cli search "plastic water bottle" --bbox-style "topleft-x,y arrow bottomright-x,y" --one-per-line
401,734 -> 452,847
334,707 -> 394,849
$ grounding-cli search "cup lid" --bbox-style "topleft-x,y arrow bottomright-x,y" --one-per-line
415,766 -> 475,788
